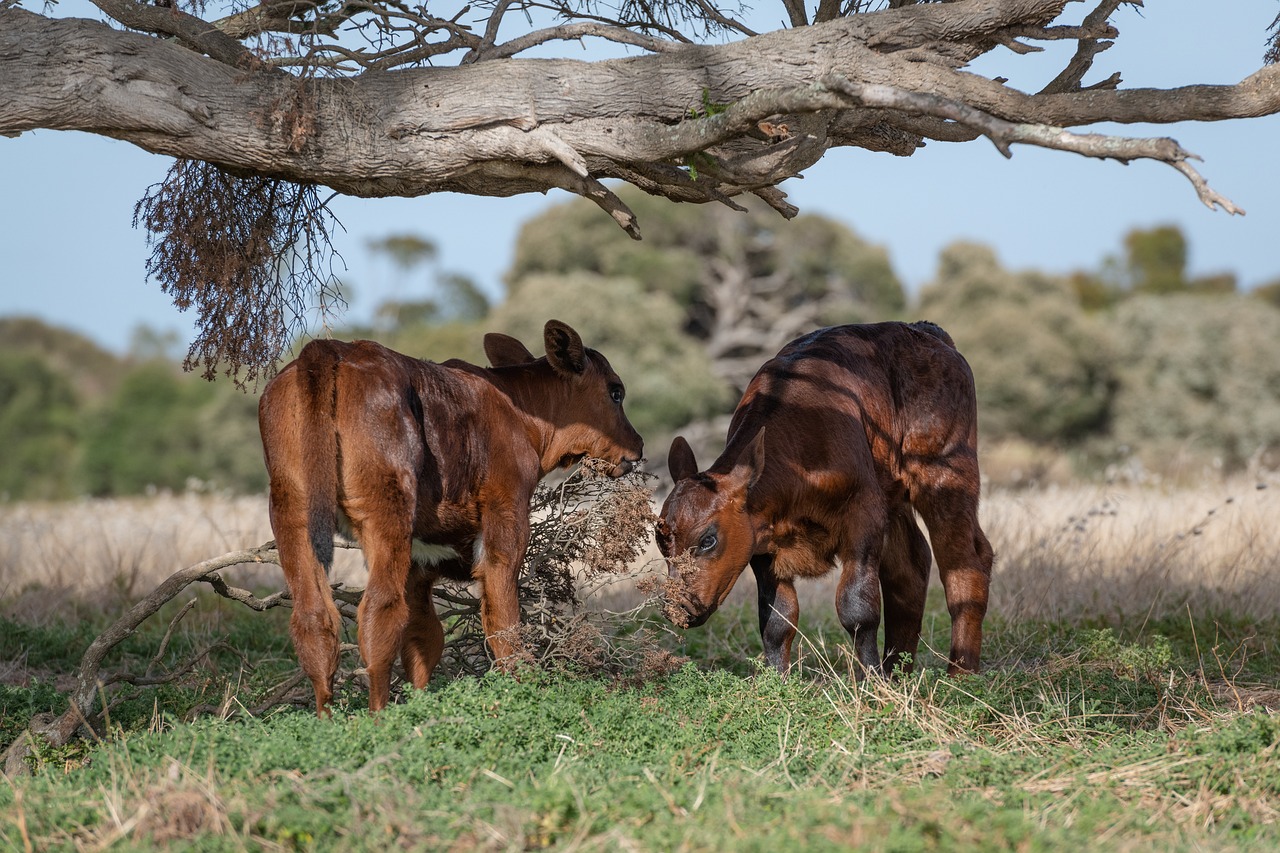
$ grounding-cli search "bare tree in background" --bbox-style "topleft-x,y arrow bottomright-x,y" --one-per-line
3,0 -> 1280,378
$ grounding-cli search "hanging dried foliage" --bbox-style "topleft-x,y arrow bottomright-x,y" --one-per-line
132,160 -> 344,387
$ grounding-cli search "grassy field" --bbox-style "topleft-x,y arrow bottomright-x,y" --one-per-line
1,479 -> 1279,850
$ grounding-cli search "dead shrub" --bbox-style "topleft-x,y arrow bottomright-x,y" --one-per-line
434,460 -> 666,679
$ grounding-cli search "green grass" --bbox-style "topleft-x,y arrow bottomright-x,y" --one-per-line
2,589 -> 1279,850
0,593 -> 300,756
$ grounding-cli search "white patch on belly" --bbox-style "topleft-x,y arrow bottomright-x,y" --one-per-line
338,509 -> 459,566
412,540 -> 461,566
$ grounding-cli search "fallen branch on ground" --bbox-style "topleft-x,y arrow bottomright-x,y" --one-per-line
2,463 -> 669,777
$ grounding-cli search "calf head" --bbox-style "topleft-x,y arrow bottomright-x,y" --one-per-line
485,319 -> 643,477
655,432 -> 766,627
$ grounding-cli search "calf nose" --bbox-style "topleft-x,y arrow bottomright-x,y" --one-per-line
610,447 -> 643,477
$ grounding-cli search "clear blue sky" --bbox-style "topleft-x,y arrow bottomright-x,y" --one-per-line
2,1 -> 1278,353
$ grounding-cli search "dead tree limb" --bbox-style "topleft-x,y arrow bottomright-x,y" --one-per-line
3,543 -> 283,776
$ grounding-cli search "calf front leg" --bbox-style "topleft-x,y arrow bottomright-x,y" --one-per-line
480,570 -> 522,667
752,555 -> 798,674
474,505 -> 532,670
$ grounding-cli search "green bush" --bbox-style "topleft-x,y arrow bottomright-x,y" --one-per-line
78,362 -> 266,495
507,190 -> 708,307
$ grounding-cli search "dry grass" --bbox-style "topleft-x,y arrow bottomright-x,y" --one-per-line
982,477 -> 1280,623
2,474 -> 1278,631
0,493 -> 365,620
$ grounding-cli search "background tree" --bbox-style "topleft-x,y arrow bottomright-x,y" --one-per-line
367,233 -> 491,331
8,202 -> 1280,497
0,318 -> 124,501
78,361 -> 267,496
0,355 -> 82,501
491,272 -> 733,441
1124,225 -> 1189,296
367,234 -> 438,276
5,1 -> 1280,380
1072,224 -> 1240,306
509,188 -> 904,393
1107,295 -> 1280,470
0,317 -> 125,402
919,242 -> 1115,446
1253,278 -> 1280,312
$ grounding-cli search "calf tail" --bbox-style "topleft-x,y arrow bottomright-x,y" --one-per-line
299,341 -> 341,570
910,320 -> 956,349
260,339 -> 342,571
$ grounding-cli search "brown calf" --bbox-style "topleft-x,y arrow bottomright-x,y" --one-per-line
259,320 -> 643,714
655,321 -> 992,676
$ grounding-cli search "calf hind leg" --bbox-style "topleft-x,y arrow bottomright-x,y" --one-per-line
879,502 -> 931,675
835,503 -> 888,678
914,470 -> 993,675
401,566 -> 446,690
273,520 -> 343,716
356,521 -> 414,712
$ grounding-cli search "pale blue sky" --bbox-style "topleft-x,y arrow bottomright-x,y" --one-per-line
2,1 -> 1278,353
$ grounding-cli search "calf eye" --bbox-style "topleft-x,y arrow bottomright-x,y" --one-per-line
609,384 -> 624,404
697,532 -> 718,553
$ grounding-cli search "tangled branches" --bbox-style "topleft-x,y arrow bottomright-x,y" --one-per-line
133,159 -> 345,387
436,458 -> 662,677
637,550 -> 697,628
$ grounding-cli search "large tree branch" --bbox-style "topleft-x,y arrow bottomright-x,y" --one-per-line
3,2 -> 1278,223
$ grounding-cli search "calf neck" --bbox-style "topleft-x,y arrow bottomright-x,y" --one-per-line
656,321 -> 992,676
259,320 -> 643,714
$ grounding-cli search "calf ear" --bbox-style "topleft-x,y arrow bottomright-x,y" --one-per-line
668,436 -> 699,482
484,333 -> 536,367
544,320 -> 587,376
731,428 -> 767,492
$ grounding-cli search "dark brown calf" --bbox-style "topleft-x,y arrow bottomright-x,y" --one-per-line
655,321 -> 992,676
259,320 -> 643,714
